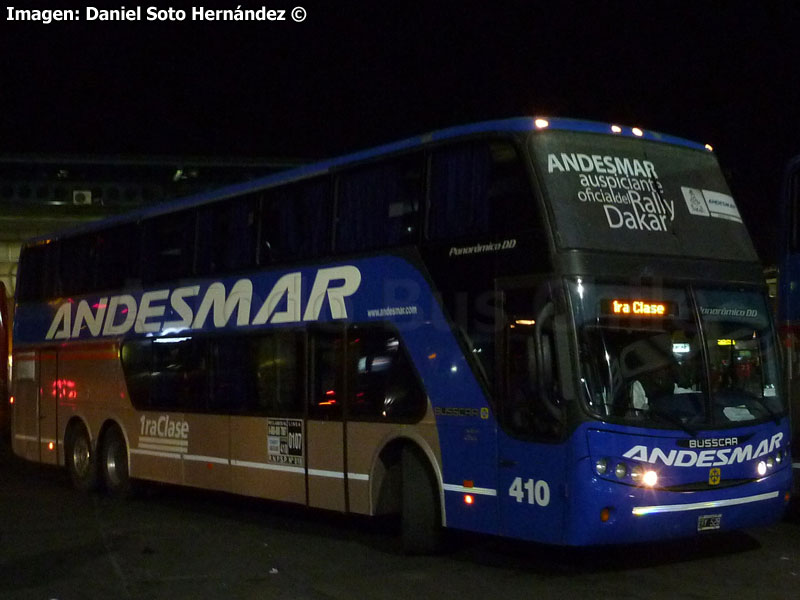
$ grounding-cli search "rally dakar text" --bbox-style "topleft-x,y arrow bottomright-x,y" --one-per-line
6,6 -> 293,23
548,151 -> 674,233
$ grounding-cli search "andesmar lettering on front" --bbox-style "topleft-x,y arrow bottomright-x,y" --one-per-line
622,433 -> 783,467
46,266 -> 361,341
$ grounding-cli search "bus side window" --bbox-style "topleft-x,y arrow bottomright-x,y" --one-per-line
142,210 -> 196,284
211,332 -> 302,416
59,233 -> 97,297
309,330 -> 344,420
149,337 -> 209,411
487,143 -> 539,237
95,223 -> 141,291
120,339 -> 153,410
251,331 -> 303,415
260,178 -> 332,264
500,287 -> 565,439
196,196 -> 258,276
335,155 -> 423,253
428,141 -> 535,241
347,325 -> 426,423
17,243 -> 59,303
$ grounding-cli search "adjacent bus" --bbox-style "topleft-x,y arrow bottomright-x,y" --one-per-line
777,154 -> 800,462
11,117 -> 791,550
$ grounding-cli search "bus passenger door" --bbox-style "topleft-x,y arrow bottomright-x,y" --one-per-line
38,350 -> 59,465
306,329 -> 347,512
496,285 -> 568,544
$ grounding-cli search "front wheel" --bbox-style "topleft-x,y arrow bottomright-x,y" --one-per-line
65,422 -> 98,492
100,425 -> 131,498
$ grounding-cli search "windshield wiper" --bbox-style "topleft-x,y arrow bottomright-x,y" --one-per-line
645,408 -> 697,437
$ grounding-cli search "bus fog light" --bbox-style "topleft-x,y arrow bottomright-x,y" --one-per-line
614,463 -> 627,479
775,451 -> 782,464
757,461 -> 767,477
595,458 -> 608,476
631,465 -> 643,481
643,470 -> 658,487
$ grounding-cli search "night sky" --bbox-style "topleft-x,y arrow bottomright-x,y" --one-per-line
2,2 -> 800,262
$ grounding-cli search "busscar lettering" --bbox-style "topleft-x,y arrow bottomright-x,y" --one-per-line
45,266 -> 362,341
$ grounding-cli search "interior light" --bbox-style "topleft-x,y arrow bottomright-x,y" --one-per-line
515,319 -> 536,326
534,118 -> 550,129
632,127 -> 644,137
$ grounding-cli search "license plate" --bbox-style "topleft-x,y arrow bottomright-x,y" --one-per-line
697,514 -> 722,531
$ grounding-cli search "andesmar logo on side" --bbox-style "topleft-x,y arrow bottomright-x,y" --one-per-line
46,266 -> 361,340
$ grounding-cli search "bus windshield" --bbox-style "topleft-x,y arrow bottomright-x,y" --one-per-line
570,281 -> 784,430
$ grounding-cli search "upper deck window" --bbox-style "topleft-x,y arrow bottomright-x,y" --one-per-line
428,141 -> 537,241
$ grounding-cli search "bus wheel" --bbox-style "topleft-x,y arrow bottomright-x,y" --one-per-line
100,425 -> 131,498
65,422 -> 98,492
401,445 -> 442,554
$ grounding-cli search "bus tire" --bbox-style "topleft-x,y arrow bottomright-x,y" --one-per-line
401,445 -> 442,554
100,425 -> 131,498
65,421 -> 98,492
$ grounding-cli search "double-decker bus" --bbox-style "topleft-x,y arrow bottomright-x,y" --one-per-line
11,117 -> 791,550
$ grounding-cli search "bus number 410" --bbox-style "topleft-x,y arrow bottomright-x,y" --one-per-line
508,477 -> 551,506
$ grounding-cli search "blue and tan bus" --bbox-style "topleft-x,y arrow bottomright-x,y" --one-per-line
11,117 -> 791,551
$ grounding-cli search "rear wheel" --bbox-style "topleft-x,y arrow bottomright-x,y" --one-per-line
401,446 -> 442,554
65,422 -> 98,492
100,425 -> 131,498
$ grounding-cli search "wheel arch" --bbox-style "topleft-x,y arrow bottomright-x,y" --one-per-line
370,432 -> 446,526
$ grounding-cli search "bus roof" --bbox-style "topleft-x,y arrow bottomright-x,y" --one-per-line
24,116 -> 709,245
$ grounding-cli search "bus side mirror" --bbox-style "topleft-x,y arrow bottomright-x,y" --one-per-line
535,302 -> 564,426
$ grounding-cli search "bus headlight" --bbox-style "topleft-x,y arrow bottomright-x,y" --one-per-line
642,470 -> 658,487
595,458 -> 608,476
614,463 -> 628,479
757,461 -> 768,477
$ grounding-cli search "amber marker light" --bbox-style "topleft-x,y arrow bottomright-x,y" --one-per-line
8,396 -> 14,404
464,494 -> 475,505
600,507 -> 611,522
48,442 -> 55,451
